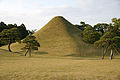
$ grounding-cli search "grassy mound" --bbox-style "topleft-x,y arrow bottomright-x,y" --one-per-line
0,16 -> 102,56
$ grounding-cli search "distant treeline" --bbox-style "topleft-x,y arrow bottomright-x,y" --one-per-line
0,22 -> 29,46
75,21 -> 109,44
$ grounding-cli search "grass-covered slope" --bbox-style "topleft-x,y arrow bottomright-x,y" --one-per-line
33,16 -> 102,56
0,16 -> 102,56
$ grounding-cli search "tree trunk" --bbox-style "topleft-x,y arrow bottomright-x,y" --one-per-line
8,43 -> 12,52
110,49 -> 113,60
29,49 -> 31,56
102,48 -> 104,59
102,48 -> 107,59
25,49 -> 29,56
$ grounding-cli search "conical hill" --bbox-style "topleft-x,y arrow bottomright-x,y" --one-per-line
0,16 -> 101,56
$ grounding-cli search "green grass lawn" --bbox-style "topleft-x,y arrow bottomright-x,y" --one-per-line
0,49 -> 120,80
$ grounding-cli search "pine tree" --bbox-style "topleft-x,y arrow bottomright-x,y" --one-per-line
22,35 -> 40,56
94,18 -> 120,60
0,28 -> 20,52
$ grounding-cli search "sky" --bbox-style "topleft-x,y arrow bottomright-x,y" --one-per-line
0,0 -> 120,30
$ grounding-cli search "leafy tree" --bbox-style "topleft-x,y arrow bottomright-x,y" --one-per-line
7,24 -> 17,29
0,28 -> 20,52
79,21 -> 86,31
80,21 -> 91,31
18,24 -> 29,39
82,26 -> 101,44
94,23 -> 109,35
0,22 -> 29,47
0,22 -> 7,46
95,32 -> 120,60
108,18 -> 120,36
0,22 -> 7,32
94,18 -> 120,60
75,21 -> 91,31
22,35 -> 40,56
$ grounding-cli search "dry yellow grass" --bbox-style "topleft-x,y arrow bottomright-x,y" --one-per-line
0,49 -> 120,80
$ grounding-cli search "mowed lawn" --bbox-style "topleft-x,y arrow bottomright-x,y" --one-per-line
0,49 -> 120,80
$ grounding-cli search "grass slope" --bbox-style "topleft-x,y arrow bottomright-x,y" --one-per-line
0,49 -> 120,80
1,16 -> 102,56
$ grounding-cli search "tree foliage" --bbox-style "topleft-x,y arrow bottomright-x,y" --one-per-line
75,21 -> 91,31
0,28 -> 20,52
18,24 -> 29,39
95,32 -> 120,59
94,18 -> 120,60
0,22 -> 29,46
22,35 -> 40,56
0,22 -> 7,32
82,26 -> 101,44
94,23 -> 109,35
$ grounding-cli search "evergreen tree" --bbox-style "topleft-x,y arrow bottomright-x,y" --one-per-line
75,21 -> 91,31
7,24 -> 16,29
22,35 -> 40,56
0,28 -> 20,52
18,24 -> 29,39
95,32 -> 120,60
0,22 -> 7,32
94,23 -> 109,35
94,18 -> 120,60
82,26 -> 101,44
0,22 -> 29,47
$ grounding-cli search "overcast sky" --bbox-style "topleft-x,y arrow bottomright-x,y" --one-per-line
0,0 -> 120,30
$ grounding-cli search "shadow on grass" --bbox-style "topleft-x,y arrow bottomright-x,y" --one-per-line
13,51 -> 24,54
65,54 -> 97,57
112,57 -> 120,59
0,48 -> 9,52
65,54 -> 102,60
66,54 -> 120,60
0,48 -> 24,54
13,51 -> 48,56
34,51 -> 48,55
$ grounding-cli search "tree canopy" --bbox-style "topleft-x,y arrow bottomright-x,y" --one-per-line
82,26 -> 101,44
94,18 -> 120,60
18,24 -> 29,39
0,28 -> 20,52
0,22 -> 29,46
22,35 -> 40,56
94,23 -> 109,35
